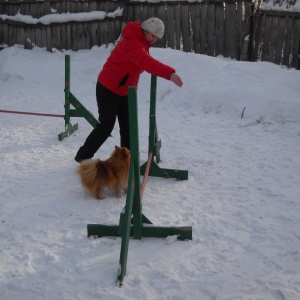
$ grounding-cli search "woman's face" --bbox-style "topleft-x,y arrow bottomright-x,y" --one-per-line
144,31 -> 159,44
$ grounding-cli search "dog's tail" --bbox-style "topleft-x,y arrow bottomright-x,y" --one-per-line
77,159 -> 98,185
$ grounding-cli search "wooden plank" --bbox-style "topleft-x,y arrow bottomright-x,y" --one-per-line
14,25 -> 22,46
8,23 -> 14,46
66,23 -> 72,51
82,1 -> 91,49
78,1 -> 87,49
141,2 -> 149,22
49,0 -> 62,52
46,26 -> 53,50
0,2 -> 5,45
245,2 -> 254,60
166,4 -> 175,49
292,17 -> 300,69
251,14 -> 262,61
55,0 -> 67,50
52,1 -> 61,14
30,4 -> 39,47
107,1 -> 117,44
261,15 -> 273,61
147,3 -> 155,20
240,38 -> 249,61
89,1 -> 100,47
125,4 -> 134,23
156,4 -> 167,48
71,1 -> 80,51
74,1 -> 85,50
132,2 -> 142,22
174,4 -> 181,50
40,26 -> 48,50
215,3 -> 224,56
83,22 -> 91,49
50,0 -> 64,49
35,26 -> 42,48
274,16 -> 286,65
2,23 -> 8,46
32,1 -> 40,18
224,3 -> 238,59
99,1 -> 107,46
66,1 -> 72,50
0,3 -> 3,45
51,24 -> 61,50
21,2 -> 30,16
268,16 -> 279,62
236,1 -> 243,58
200,3 -> 207,54
180,3 -> 190,52
8,1 -> 20,15
206,3 -> 215,56
190,3 -> 201,53
24,25 -> 33,49
30,26 -> 36,48
44,2 -> 50,17
9,23 -> 16,47
14,24 -> 20,46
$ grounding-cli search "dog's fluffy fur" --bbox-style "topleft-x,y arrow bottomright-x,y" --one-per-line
77,146 -> 130,199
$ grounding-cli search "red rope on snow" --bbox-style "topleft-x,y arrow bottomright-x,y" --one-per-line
0,109 -> 64,118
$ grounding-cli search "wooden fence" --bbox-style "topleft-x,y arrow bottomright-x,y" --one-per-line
251,8 -> 300,69
124,0 -> 253,61
0,0 -> 125,51
0,0 -> 300,69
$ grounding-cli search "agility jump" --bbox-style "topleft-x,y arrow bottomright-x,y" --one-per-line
87,75 -> 192,285
58,55 -> 99,141
0,55 -> 97,142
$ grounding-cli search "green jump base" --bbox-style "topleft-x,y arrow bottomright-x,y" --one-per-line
140,160 -> 188,180
87,224 -> 192,241
58,123 -> 78,141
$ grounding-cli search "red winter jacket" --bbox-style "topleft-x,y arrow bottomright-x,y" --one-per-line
98,21 -> 175,96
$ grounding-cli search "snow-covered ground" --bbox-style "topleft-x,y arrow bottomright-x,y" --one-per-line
0,44 -> 300,300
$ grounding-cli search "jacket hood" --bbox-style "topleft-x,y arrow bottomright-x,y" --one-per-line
122,21 -> 150,50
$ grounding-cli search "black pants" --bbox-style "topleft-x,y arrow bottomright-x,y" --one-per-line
75,82 -> 130,161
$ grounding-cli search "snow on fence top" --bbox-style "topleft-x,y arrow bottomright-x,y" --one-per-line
0,8 -> 123,25
261,0 -> 300,11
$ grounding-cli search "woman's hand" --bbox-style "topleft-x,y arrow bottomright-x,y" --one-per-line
170,73 -> 183,87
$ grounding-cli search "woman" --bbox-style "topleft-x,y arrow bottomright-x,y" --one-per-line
75,17 -> 183,163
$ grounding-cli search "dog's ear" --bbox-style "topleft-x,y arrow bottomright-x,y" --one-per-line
119,147 -> 129,160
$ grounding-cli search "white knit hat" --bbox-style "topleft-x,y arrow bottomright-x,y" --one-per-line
141,18 -> 165,39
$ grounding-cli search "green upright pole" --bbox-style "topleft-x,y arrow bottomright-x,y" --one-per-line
149,75 -> 161,163
117,159 -> 135,284
118,87 -> 143,284
140,75 -> 189,180
64,55 -> 71,127
127,87 -> 143,239
58,55 -> 78,141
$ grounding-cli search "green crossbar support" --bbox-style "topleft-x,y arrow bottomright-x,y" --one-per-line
140,75 -> 188,180
58,55 -> 99,141
87,84 -> 192,285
